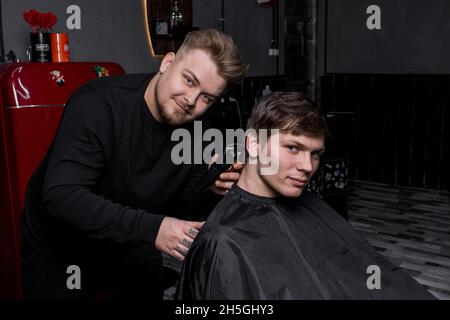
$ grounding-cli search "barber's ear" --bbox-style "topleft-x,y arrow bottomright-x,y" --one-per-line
246,133 -> 259,159
159,52 -> 175,74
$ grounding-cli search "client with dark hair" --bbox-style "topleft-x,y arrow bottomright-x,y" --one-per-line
176,91 -> 434,300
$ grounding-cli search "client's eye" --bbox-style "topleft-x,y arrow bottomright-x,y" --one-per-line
311,151 -> 323,160
287,146 -> 299,153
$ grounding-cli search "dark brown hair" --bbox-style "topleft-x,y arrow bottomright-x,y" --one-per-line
246,91 -> 328,137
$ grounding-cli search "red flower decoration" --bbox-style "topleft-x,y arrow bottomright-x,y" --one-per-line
39,12 -> 57,32
23,9 -> 57,33
23,9 -> 40,33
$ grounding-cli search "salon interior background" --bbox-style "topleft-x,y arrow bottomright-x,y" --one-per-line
2,0 -> 283,76
2,0 -> 449,191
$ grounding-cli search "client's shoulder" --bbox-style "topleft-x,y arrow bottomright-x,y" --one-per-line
295,190 -> 331,208
286,190 -> 348,222
197,222 -> 235,243
193,221 -> 249,252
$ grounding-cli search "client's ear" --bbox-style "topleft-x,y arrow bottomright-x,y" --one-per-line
246,133 -> 259,159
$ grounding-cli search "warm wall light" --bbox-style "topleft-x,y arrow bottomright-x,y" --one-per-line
143,0 -> 193,58
142,0 -> 162,58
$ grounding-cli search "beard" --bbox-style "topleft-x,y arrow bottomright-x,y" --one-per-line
155,83 -> 192,126
159,103 -> 190,126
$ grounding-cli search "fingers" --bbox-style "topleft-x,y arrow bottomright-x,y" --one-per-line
220,163 -> 243,173
155,218 -> 205,261
186,220 -> 204,230
209,163 -> 242,195
214,179 -> 235,191
184,225 -> 202,241
219,171 -> 240,182
172,237 -> 194,261
213,172 -> 240,191
232,162 -> 244,171
181,237 -> 193,248
210,184 -> 229,196
171,247 -> 186,261
176,243 -> 189,256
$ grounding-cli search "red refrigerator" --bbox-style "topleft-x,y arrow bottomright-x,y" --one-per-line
0,62 -> 125,299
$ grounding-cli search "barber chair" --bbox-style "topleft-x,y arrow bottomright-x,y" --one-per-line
308,111 -> 356,220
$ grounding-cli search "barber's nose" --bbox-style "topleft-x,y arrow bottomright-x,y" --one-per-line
296,153 -> 313,173
184,90 -> 200,107
183,95 -> 193,107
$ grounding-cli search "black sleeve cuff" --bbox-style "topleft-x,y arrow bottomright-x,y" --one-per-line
138,212 -> 166,247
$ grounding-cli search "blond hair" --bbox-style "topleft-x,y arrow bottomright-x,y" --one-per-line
177,29 -> 248,90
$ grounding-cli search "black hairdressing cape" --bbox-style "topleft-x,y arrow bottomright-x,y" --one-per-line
176,184 -> 435,300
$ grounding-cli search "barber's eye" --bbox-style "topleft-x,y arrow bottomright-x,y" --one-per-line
202,95 -> 213,104
185,76 -> 194,86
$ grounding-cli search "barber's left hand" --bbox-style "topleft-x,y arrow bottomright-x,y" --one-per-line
210,163 -> 243,195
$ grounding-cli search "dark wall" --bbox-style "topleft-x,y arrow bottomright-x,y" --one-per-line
325,0 -> 450,74
320,74 -> 450,191
193,0 -> 284,77
2,0 -> 284,76
284,0 -> 313,92
2,0 -> 159,73
316,0 -> 450,191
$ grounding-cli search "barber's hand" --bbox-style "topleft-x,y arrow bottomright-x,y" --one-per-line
210,162 -> 243,196
155,217 -> 204,261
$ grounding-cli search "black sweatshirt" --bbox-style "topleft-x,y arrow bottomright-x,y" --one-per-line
22,73 -> 219,259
